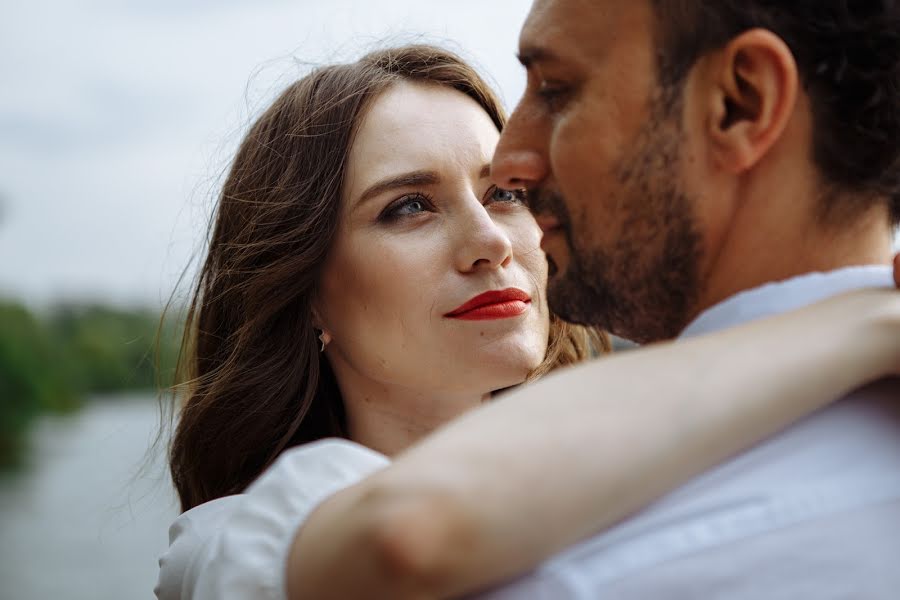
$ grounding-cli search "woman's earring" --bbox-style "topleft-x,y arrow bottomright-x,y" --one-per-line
316,329 -> 331,352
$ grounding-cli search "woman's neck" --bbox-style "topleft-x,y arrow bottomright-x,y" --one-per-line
335,371 -> 487,457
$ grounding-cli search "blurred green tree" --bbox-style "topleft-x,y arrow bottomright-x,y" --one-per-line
0,300 -> 180,468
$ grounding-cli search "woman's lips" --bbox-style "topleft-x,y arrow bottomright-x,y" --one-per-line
445,288 -> 531,321
449,300 -> 530,321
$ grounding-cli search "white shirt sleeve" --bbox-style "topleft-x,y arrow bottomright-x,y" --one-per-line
155,438 -> 390,600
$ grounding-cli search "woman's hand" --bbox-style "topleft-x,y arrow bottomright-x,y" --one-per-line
847,288 -> 900,379
791,287 -> 900,380
894,253 -> 900,288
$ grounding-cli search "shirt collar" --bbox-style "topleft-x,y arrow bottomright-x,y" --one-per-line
679,265 -> 894,339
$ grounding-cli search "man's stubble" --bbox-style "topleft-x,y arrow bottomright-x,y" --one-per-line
543,98 -> 705,343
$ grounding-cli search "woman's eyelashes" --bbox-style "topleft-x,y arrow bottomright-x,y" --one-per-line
377,186 -> 527,224
378,192 -> 435,222
485,185 -> 527,207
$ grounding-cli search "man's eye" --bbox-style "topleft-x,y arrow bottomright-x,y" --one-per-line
537,80 -> 570,108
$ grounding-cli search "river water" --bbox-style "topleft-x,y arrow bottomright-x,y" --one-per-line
0,395 -> 178,599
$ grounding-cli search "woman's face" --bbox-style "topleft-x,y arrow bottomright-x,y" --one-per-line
317,81 -> 550,396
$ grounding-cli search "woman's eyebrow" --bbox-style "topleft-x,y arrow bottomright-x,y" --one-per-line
356,170 -> 441,207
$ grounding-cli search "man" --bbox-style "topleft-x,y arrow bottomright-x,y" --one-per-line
488,0 -> 900,597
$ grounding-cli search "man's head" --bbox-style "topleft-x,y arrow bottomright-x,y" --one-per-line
492,0 -> 900,342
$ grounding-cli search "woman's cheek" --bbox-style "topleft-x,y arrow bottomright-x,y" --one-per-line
514,219 -> 548,278
363,238 -> 443,315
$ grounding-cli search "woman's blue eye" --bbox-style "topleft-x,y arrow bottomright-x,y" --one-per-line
489,186 -> 527,204
381,194 -> 432,221
396,198 -> 426,214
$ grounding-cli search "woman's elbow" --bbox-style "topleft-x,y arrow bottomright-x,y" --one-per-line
287,482 -> 477,599
366,486 -> 476,596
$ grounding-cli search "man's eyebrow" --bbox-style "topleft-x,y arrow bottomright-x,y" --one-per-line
479,163 -> 491,179
356,170 -> 440,207
516,46 -> 558,69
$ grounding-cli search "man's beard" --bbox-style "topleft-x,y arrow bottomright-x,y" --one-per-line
536,106 -> 704,343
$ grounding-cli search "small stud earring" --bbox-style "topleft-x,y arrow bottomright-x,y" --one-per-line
317,329 -> 331,352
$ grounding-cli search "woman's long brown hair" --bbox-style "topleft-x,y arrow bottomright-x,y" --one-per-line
169,45 -> 609,512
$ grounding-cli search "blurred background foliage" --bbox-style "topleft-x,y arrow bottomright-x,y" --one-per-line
0,300 -> 181,469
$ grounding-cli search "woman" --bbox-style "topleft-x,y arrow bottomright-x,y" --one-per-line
156,45 -> 900,599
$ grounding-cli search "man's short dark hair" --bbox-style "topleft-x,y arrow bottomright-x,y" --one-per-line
650,1 -> 900,226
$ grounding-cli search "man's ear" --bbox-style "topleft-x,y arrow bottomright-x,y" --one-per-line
705,29 -> 799,174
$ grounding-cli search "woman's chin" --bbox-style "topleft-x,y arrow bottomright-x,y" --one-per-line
469,350 -> 545,390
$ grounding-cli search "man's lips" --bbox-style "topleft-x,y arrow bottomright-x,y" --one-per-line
445,288 -> 532,321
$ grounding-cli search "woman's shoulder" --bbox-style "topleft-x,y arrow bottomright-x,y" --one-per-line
168,438 -> 389,540
255,437 -> 391,492
156,438 -> 390,600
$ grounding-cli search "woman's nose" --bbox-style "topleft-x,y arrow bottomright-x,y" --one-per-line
455,204 -> 513,273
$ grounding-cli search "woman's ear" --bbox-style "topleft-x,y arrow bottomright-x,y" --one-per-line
704,29 -> 799,174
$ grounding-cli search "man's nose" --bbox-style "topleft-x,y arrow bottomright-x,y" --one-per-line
491,150 -> 547,191
491,105 -> 549,190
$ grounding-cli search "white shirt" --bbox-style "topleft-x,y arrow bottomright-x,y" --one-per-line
478,266 -> 900,599
154,439 -> 389,600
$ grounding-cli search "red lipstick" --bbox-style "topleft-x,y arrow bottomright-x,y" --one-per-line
445,288 -> 531,321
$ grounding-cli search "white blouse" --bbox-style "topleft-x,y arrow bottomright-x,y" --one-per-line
154,438 -> 390,600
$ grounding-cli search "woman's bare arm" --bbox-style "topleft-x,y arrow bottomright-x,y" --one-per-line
287,289 -> 900,600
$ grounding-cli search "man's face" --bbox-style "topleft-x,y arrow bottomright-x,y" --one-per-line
492,0 -> 705,342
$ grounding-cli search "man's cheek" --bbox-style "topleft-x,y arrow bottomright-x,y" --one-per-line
541,232 -> 570,274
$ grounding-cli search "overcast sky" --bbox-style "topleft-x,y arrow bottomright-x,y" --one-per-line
2,1 -> 897,308
0,0 -> 532,307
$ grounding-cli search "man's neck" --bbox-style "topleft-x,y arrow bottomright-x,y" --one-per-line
694,205 -> 894,323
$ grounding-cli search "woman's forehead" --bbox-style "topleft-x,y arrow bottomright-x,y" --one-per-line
346,82 -> 499,193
